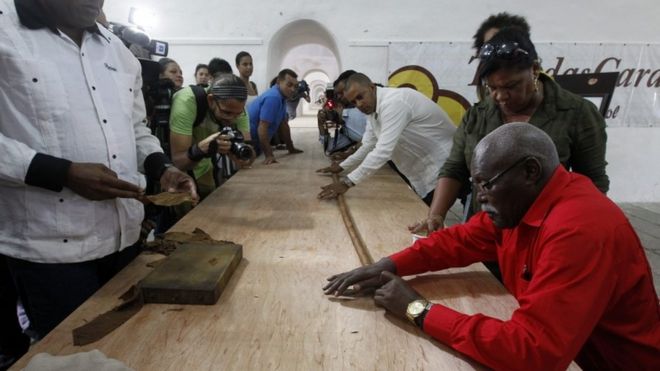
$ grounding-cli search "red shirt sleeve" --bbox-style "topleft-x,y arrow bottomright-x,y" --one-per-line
420,223 -> 624,371
389,212 -> 499,277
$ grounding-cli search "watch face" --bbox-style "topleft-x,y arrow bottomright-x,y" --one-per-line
408,300 -> 426,316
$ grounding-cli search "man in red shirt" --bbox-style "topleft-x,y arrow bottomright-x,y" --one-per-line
324,123 -> 660,370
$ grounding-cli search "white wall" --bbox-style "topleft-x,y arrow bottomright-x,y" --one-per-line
102,0 -> 660,202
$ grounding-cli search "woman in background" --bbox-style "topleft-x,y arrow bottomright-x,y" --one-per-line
235,51 -> 258,107
194,63 -> 210,87
158,57 -> 184,91
409,27 -> 609,235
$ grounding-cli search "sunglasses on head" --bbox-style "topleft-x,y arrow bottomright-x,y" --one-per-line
478,42 -> 529,60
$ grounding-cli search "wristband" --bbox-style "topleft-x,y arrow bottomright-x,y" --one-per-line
187,143 -> 206,161
206,138 -> 218,157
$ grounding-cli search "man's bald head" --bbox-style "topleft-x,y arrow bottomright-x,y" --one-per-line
473,122 -> 559,175
471,123 -> 560,228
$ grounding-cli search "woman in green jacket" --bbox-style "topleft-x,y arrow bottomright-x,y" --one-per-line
410,27 -> 609,234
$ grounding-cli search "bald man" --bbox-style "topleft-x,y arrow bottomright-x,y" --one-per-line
316,73 -> 455,204
324,123 -> 659,370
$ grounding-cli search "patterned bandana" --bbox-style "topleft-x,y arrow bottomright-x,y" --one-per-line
212,85 -> 248,100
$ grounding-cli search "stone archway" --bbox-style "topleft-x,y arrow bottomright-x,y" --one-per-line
267,19 -> 341,120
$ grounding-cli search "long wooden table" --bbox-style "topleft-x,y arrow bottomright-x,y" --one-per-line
13,128 -> 547,370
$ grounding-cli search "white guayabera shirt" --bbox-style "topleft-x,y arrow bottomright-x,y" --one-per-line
340,87 -> 456,197
0,0 -> 163,263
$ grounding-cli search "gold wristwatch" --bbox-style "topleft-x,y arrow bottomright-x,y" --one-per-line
406,299 -> 432,329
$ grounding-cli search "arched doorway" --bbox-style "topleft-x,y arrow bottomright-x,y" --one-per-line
267,19 -> 341,124
301,69 -> 330,116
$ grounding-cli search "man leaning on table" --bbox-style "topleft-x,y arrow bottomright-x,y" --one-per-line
316,73 -> 455,205
0,1 -> 197,366
324,123 -> 660,371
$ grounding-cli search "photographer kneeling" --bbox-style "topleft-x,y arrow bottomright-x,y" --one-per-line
169,74 -> 255,199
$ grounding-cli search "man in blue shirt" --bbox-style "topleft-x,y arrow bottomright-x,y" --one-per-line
248,69 -> 304,164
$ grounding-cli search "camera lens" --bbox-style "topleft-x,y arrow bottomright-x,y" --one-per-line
233,143 -> 253,161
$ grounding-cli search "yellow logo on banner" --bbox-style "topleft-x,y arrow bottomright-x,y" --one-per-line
388,65 -> 471,126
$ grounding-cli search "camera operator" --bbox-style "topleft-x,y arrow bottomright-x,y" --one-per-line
286,80 -> 311,121
169,74 -> 255,200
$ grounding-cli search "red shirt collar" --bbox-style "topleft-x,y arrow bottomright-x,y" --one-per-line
520,166 -> 571,228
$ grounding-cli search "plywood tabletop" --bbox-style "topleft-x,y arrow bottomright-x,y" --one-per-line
12,129 -> 577,370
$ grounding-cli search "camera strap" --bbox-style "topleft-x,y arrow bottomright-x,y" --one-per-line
190,85 -> 210,127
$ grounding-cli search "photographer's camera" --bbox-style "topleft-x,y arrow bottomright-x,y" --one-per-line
220,127 -> 254,161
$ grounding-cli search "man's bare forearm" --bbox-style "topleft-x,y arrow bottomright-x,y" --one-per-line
258,122 -> 273,158
278,120 -> 294,150
429,177 -> 463,218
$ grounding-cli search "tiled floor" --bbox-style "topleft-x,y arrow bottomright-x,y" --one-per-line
619,203 -> 660,295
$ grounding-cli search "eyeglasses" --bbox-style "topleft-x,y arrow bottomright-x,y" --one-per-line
473,156 -> 535,193
478,42 -> 529,60
213,101 -> 242,120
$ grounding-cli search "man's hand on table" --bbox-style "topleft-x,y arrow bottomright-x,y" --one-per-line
323,258 -> 397,296
408,214 -> 445,234
316,162 -> 343,174
330,149 -> 352,162
374,271 -> 424,321
159,166 -> 199,205
66,163 -> 144,200
317,181 -> 348,200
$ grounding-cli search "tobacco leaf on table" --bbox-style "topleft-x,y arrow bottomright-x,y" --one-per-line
145,192 -> 193,206
72,285 -> 144,346
144,228 -> 232,256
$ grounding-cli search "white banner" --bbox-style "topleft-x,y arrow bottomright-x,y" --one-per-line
387,42 -> 660,127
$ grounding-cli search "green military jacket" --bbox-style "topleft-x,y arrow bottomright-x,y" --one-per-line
439,74 -> 609,214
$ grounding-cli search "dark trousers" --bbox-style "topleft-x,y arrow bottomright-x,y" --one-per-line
385,161 -> 435,206
0,256 -> 30,369
3,242 -> 141,339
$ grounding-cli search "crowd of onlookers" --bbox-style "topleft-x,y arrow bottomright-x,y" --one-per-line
0,2 -> 657,370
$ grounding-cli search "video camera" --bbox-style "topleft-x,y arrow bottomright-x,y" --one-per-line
108,22 -> 174,156
296,80 -> 310,95
142,67 -> 176,157
109,22 -> 169,58
323,87 -> 339,123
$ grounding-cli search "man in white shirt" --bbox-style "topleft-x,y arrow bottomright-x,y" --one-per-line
0,0 -> 197,352
317,73 -> 456,204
